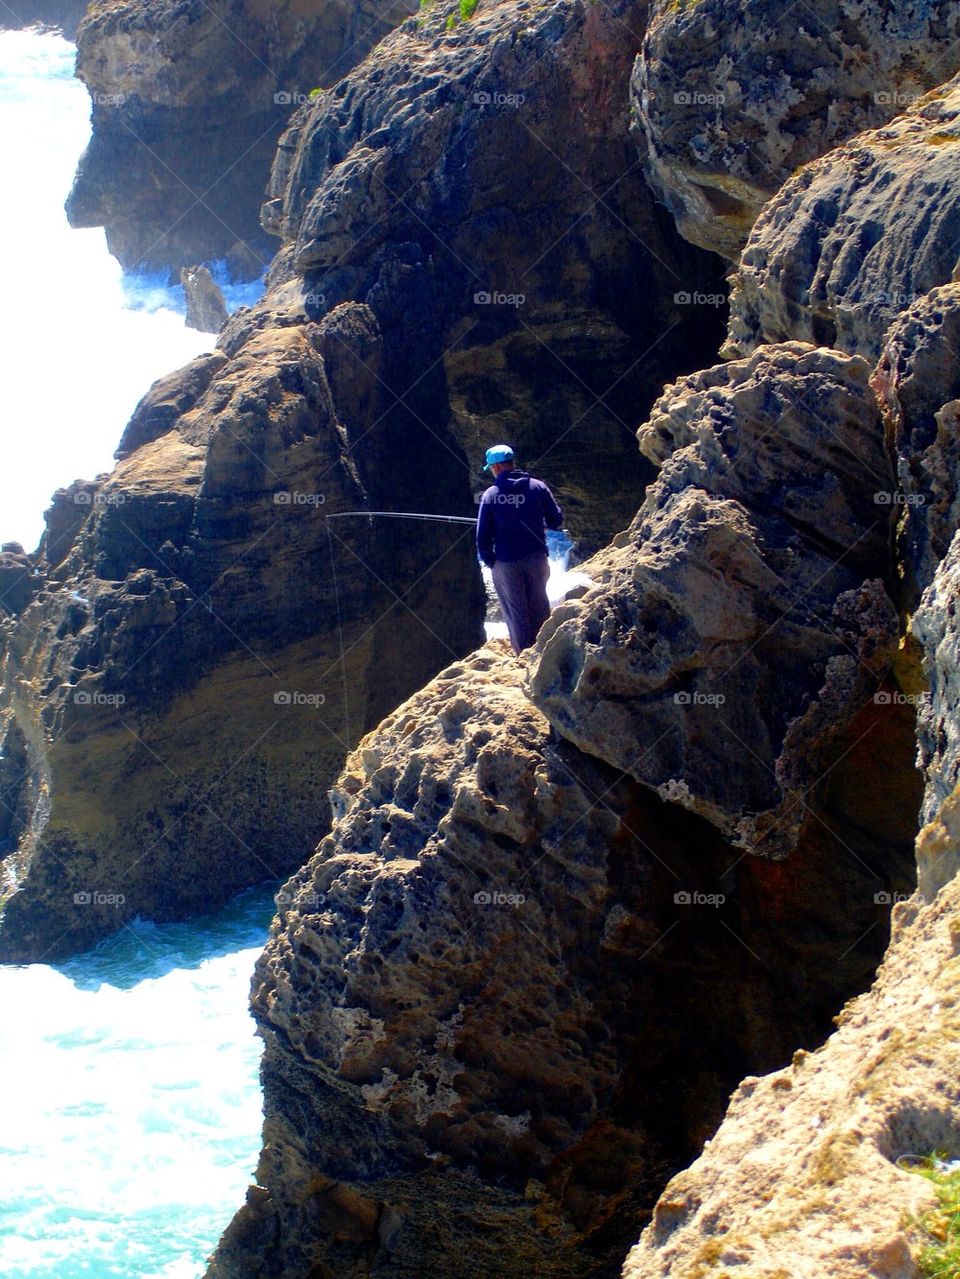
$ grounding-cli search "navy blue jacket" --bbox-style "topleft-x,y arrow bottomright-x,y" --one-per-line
476,470 -> 563,567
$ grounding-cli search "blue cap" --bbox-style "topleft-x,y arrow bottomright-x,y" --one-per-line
484,444 -> 514,471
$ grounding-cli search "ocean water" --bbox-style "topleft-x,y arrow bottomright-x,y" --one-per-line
0,28 -> 265,553
0,884 -> 277,1279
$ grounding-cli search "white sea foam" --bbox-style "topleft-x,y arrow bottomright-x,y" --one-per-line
0,888 -> 275,1279
0,29 -> 264,552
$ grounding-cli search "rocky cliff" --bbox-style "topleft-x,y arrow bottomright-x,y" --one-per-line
0,308 -> 485,960
250,0 -> 726,551
205,336 -> 922,1277
204,17 -> 960,1279
633,0 -> 960,261
1,0 -> 724,959
7,0 -> 960,1273
66,0 -> 419,273
622,49 -> 960,1279
726,74 -> 960,364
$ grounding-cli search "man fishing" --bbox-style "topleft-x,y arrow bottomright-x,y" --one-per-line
476,444 -> 563,654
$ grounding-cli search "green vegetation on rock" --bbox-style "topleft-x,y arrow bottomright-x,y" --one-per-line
909,1158 -> 960,1279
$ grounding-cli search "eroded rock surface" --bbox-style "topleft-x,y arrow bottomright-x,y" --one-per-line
206,644 -> 917,1278
725,75 -> 960,363
529,343 -> 900,857
872,284 -> 960,840
181,265 -> 228,334
256,0 -> 728,552
873,282 -> 960,595
67,0 -> 418,271
633,0 -> 960,260
0,306 -> 485,961
622,874 -> 960,1279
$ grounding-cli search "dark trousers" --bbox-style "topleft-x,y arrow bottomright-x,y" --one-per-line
492,552 -> 551,654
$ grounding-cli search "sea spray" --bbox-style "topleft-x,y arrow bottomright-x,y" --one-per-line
0,885 -> 276,1279
0,29 -> 264,551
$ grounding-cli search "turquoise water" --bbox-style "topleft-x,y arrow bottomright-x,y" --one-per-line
0,885 -> 277,1278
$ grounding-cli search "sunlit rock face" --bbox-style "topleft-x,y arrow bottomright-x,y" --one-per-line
529,342 -> 902,859
0,305 -> 486,962
66,0 -> 419,272
206,642 -> 916,1278
725,75 -> 960,365
633,0 -> 960,262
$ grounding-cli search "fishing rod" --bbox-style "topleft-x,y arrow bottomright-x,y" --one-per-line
325,510 -> 477,526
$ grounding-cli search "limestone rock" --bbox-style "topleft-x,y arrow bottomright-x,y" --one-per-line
0,545 -> 38,616
181,265 -> 229,335
633,0 -> 960,261
206,645 -> 917,1278
871,284 -> 960,835
725,75 -> 960,363
873,282 -> 960,595
66,0 -> 418,271
257,0 -> 728,553
528,343 -> 900,857
912,541 -> 960,834
0,306 -> 485,961
622,875 -> 960,1279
